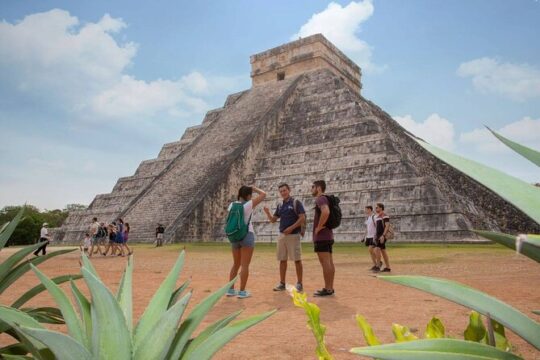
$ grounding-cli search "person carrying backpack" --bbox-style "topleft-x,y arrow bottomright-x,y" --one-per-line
225,185 -> 266,299
311,180 -> 339,297
373,203 -> 392,272
362,205 -> 381,271
263,183 -> 306,293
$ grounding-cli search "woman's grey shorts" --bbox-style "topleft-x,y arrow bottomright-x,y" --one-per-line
231,232 -> 255,249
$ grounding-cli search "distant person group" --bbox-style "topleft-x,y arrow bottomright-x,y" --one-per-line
224,180 -> 393,299
80,217 -> 132,257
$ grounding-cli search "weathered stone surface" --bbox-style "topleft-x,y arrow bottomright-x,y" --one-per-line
59,34 -> 539,243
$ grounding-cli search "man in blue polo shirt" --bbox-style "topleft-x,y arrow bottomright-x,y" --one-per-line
264,183 -> 306,292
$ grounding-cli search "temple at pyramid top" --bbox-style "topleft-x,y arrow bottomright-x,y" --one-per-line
250,34 -> 362,94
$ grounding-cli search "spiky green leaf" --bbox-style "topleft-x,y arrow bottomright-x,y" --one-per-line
184,310 -> 277,360
18,326 -> 92,360
0,343 -> 28,356
133,250 -> 185,348
11,274 -> 82,308
168,279 -> 191,309
0,249 -> 77,294
464,311 -> 486,342
350,338 -> 522,359
81,267 -> 132,360
392,323 -> 418,342
70,280 -> 92,345
486,126 -> 540,167
0,207 -> 25,249
415,139 -> 540,224
424,317 -> 445,339
379,275 -> 540,349
133,292 -> 192,360
22,307 -> 64,324
473,230 -> 540,263
167,277 -> 236,359
116,255 -> 133,333
30,264 -> 85,345
0,241 -> 47,283
355,315 -> 381,346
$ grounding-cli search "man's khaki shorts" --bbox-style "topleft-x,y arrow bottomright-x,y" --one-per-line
277,233 -> 302,261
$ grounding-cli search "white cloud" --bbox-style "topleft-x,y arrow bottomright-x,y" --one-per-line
292,0 -> 384,73
459,117 -> 540,154
0,9 -> 242,123
393,113 -> 456,150
457,57 -> 540,102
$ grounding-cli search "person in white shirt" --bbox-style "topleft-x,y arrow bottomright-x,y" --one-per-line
362,206 -> 380,271
34,223 -> 50,256
226,185 -> 266,299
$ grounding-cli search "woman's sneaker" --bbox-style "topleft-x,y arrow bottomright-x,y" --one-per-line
226,288 -> 237,297
237,290 -> 251,299
381,267 -> 391,272
295,283 -> 303,292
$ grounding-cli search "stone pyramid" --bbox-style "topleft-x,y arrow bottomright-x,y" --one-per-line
59,34 -> 539,244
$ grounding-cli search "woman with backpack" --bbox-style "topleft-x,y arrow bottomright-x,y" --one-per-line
225,185 -> 266,299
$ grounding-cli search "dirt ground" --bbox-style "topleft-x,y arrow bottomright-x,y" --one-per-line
1,243 -> 539,359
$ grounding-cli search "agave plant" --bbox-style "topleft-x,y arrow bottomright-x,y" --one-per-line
1,250 -> 275,359
0,207 -> 81,356
350,130 -> 540,359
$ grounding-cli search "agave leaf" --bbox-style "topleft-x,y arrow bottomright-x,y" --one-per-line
22,307 -> 64,324
486,126 -> 540,167
30,264 -> 86,345
180,309 -> 243,358
81,267 -> 132,360
491,319 -> 512,352
2,355 -> 33,359
80,252 -> 98,277
0,249 -> 77,294
18,326 -> 92,360
168,279 -> 191,309
167,277 -> 236,359
424,317 -> 445,339
133,250 -> 185,348
473,230 -> 540,263
116,255 -> 133,333
355,315 -> 381,346
464,311 -> 486,342
183,310 -> 277,360
0,343 -> 28,356
379,275 -> 540,349
0,241 -> 48,282
0,207 -> 25,250
0,306 -> 50,355
11,274 -> 82,308
133,292 -> 192,360
392,323 -> 418,342
533,310 -> 540,315
0,221 -> 9,234
70,280 -> 92,345
415,138 -> 540,224
350,338 -> 523,360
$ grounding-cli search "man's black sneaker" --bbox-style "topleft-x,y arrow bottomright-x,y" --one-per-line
313,288 -> 335,297
371,266 -> 380,273
369,265 -> 378,271
381,268 -> 391,272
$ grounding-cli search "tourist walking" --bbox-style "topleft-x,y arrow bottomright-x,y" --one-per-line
123,222 -> 133,255
311,180 -> 335,297
33,222 -> 50,256
80,233 -> 91,253
263,183 -> 305,292
155,224 -> 165,247
362,205 -> 380,270
116,219 -> 126,256
88,217 -> 103,257
226,185 -> 266,299
373,203 -> 391,272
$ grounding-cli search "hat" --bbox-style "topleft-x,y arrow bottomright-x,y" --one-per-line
43,223 -> 49,227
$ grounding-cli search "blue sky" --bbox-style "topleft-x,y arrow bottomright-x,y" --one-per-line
1,0 -> 539,209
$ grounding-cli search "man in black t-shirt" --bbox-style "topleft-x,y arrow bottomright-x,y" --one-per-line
373,203 -> 391,272
155,224 -> 165,247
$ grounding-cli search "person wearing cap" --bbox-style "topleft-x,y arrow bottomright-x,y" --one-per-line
34,223 -> 51,256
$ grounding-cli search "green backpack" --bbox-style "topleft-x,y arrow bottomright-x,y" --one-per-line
225,202 -> 251,242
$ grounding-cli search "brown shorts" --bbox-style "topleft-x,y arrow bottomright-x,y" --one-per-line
277,233 -> 302,261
